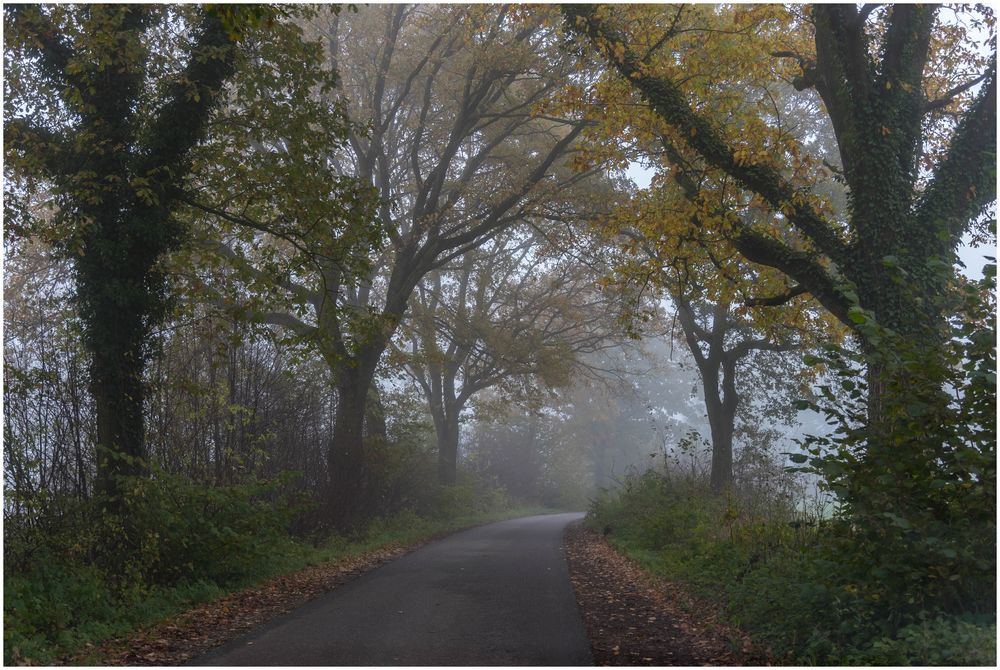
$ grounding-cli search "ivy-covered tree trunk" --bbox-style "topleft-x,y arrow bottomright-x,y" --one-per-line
5,6 -> 240,508
860,298 -> 947,440
89,313 -> 148,499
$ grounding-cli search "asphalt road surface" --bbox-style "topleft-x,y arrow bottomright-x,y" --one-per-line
193,512 -> 592,666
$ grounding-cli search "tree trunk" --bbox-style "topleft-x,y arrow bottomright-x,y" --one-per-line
425,383 -> 462,486
436,412 -> 460,486
326,343 -> 386,529
707,410 -> 735,493
328,377 -> 370,529
676,299 -> 736,494
364,385 -> 388,442
860,278 -> 950,442
702,364 -> 735,494
90,317 -> 147,509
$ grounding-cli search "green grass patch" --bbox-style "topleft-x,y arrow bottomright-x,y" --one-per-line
587,471 -> 996,666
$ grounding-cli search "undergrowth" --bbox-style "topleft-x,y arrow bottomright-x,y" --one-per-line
588,471 -> 996,665
590,269 -> 996,666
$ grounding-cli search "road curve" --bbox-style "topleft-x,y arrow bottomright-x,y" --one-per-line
192,512 -> 592,666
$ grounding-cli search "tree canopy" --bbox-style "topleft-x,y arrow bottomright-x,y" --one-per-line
3,5 -> 995,664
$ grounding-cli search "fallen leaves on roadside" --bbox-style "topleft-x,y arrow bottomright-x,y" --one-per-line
563,524 -> 772,666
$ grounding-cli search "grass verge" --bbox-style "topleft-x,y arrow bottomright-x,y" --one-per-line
587,472 -> 995,666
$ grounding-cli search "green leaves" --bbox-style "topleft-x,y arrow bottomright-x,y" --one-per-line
794,270 -> 996,620
205,4 -> 287,42
846,307 -> 867,325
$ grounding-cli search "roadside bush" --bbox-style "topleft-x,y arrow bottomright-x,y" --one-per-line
405,472 -> 511,522
107,471 -> 308,586
3,472 -> 309,664
842,614 -> 996,666
4,562 -> 115,664
589,453 -> 996,664
787,266 -> 996,639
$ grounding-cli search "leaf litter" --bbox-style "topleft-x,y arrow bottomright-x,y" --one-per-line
564,524 -> 772,666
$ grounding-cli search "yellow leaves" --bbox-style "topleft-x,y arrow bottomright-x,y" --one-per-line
612,41 -> 626,64
732,146 -> 750,166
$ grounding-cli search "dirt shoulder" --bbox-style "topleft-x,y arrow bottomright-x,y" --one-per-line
564,523 -> 771,666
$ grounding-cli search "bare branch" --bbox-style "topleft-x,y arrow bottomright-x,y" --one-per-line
923,68 -> 992,114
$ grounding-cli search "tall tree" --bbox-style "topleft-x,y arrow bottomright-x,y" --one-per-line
563,4 -> 996,436
401,227 -> 619,485
611,198 -> 831,492
608,243 -> 814,492
191,5 -> 590,525
674,294 -> 788,492
4,5 -> 249,504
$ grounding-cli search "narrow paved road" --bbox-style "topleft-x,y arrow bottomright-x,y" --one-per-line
193,513 -> 592,666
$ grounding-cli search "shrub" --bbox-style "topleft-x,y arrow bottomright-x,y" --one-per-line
411,473 -> 511,521
843,615 -> 996,666
109,471 -> 306,586
3,471 -> 309,664
588,451 -> 996,665
791,266 -> 996,626
4,562 -> 116,664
